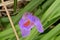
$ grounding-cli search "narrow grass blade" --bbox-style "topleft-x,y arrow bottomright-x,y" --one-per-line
40,24 -> 60,40
41,0 -> 60,23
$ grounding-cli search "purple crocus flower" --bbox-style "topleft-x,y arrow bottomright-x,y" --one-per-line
19,12 -> 44,37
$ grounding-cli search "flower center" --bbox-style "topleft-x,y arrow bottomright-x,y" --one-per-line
23,20 -> 31,27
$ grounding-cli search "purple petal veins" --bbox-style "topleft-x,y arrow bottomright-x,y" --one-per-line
19,12 -> 44,37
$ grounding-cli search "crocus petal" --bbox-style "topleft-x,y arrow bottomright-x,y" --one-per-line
21,29 -> 30,37
34,19 -> 44,33
19,18 -> 25,29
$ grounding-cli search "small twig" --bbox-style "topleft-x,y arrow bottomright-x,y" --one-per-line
0,9 -> 14,11
0,0 -> 30,7
0,9 -> 19,11
0,12 -> 2,17
1,0 -> 20,40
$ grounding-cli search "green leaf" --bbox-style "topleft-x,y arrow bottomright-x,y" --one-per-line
40,24 -> 60,40
14,0 -> 17,13
41,0 -> 60,23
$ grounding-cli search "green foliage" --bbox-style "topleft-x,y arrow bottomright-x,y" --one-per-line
0,0 -> 60,40
40,24 -> 60,40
